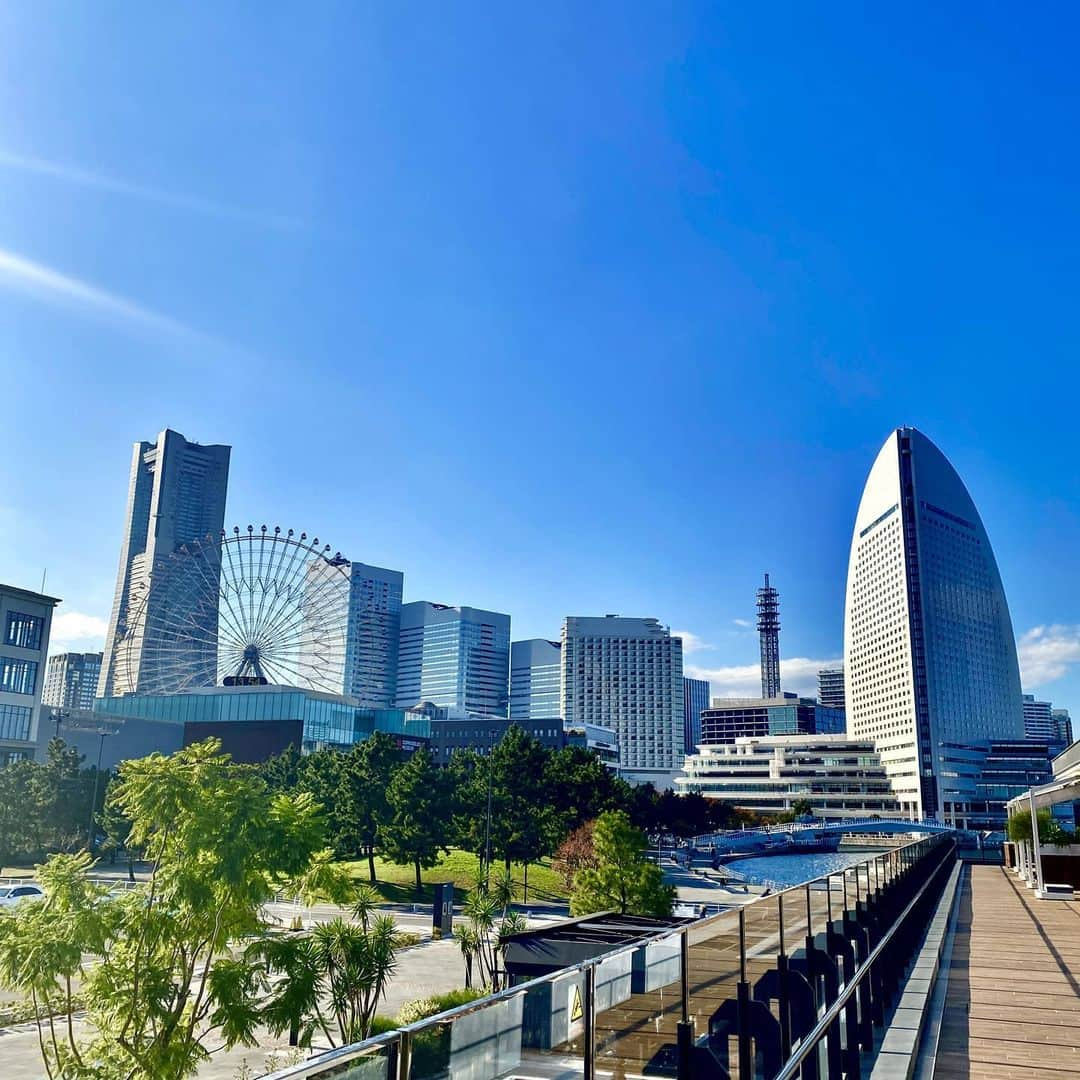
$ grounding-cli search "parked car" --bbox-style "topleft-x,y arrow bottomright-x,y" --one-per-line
0,883 -> 44,908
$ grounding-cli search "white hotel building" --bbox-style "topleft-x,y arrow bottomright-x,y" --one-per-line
843,428 -> 1024,821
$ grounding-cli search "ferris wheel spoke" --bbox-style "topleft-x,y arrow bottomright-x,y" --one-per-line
222,538 -> 254,642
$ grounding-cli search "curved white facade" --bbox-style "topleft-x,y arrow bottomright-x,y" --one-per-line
843,428 -> 1023,819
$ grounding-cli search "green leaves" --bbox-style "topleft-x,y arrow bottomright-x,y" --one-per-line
570,811 -> 675,918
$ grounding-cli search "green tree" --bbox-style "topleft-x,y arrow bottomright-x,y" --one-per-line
253,887 -> 399,1047
1007,807 -> 1074,846
570,811 -> 675,918
0,758 -> 44,866
0,739 -> 330,1080
382,748 -> 453,895
544,746 -> 625,835
349,732 -> 401,883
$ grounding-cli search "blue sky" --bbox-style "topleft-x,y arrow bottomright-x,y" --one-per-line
2,4 -> 1079,709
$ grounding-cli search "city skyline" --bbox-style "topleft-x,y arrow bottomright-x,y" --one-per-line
5,8 -> 1080,715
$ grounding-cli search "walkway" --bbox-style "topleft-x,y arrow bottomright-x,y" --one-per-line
934,865 -> 1080,1078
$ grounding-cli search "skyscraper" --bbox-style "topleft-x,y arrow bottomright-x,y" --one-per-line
1022,694 -> 1074,750
98,429 -> 231,698
561,615 -> 683,785
509,639 -> 561,720
756,574 -> 781,697
817,666 -> 845,711
683,676 -> 709,753
42,652 -> 103,710
332,561 -> 404,707
843,427 -> 1024,819
395,602 -> 510,716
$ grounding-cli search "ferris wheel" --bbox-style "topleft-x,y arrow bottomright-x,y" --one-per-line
116,526 -> 350,696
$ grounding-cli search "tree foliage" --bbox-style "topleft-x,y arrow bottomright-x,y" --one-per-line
0,739 -> 333,1080
381,748 -> 454,894
570,811 -> 675,918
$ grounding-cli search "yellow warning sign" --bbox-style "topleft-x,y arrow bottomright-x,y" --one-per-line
570,984 -> 583,1023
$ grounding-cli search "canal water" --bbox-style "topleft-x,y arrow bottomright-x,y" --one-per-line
733,849 -> 884,887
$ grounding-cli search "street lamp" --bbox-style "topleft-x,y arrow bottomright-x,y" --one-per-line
86,728 -> 113,852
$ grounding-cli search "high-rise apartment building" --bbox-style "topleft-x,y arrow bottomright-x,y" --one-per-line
1022,694 -> 1074,750
323,561 -> 404,707
756,574 -> 781,697
817,666 -> 845,711
42,652 -> 103,711
683,676 -> 709,753
561,615 -> 683,785
98,429 -> 231,698
843,427 -> 1024,819
509,639 -> 561,720
0,583 -> 60,763
395,603 -> 510,717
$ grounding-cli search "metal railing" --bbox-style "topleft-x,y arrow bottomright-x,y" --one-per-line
263,833 -> 955,1080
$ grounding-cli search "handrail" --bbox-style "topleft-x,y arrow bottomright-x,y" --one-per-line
772,839 -> 953,1080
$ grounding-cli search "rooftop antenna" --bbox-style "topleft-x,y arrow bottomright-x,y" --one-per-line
40,568 -> 47,594
756,573 -> 781,698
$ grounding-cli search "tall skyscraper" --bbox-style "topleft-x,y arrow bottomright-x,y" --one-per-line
42,652 -> 103,710
817,666 -> 845,711
99,430 -> 231,698
509,639 -> 561,719
1022,694 -> 1074,750
331,561 -> 404,707
683,676 -> 709,753
1052,708 -> 1074,748
0,583 -> 59,763
561,615 -> 683,785
395,602 -> 510,716
756,574 -> 781,697
843,427 -> 1024,819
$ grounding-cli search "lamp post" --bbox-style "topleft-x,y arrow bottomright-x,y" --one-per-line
86,728 -> 112,852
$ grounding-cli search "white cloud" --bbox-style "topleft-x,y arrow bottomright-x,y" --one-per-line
685,656 -> 842,700
671,630 -> 714,654
0,247 -> 224,347
732,618 -> 752,629
0,148 -> 300,230
1017,625 -> 1080,688
49,612 -> 109,655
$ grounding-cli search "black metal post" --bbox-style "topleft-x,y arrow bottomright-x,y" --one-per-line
86,730 -> 107,852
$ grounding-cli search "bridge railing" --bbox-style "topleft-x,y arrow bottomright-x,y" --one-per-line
262,833 -> 956,1080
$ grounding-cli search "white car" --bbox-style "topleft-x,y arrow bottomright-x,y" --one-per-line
0,884 -> 44,908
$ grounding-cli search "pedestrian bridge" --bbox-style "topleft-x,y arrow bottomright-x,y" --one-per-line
688,816 -> 957,853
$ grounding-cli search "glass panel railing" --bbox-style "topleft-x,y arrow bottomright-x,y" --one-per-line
594,933 -> 682,1075
686,909 -> 742,1076
407,990 -> 525,1080
517,967 -> 587,1075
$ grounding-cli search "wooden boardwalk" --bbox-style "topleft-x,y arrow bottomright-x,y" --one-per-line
935,865 -> 1080,1078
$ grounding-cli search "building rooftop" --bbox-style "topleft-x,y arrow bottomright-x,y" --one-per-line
0,583 -> 62,605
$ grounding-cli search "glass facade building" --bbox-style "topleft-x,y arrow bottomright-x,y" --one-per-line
98,429 -> 230,697
42,652 -> 103,711
699,694 -> 846,746
683,676 -> 710,753
561,616 -> 683,785
844,428 -> 1025,819
509,639 -> 561,720
395,602 -> 510,716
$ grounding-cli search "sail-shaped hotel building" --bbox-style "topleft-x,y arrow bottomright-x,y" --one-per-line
843,428 -> 1024,820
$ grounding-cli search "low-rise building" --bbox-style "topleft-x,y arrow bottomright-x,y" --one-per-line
0,583 -> 61,764
675,734 -> 901,819
699,694 -> 846,746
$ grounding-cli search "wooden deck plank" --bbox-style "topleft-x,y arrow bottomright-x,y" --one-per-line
933,865 -> 1080,1079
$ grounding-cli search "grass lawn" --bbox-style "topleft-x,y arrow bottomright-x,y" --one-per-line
339,849 -> 568,906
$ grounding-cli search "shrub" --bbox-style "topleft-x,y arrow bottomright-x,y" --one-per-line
396,987 -> 487,1026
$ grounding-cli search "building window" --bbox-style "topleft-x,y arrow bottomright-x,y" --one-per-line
4,612 -> 44,651
0,657 -> 38,696
0,704 -> 31,741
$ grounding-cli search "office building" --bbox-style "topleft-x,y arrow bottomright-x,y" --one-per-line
818,666 -> 845,711
0,584 -> 60,763
699,694 -> 846,745
561,615 -> 683,786
843,427 -> 1025,819
330,562 -> 404,707
42,652 -> 103,711
98,429 -> 231,698
1021,694 -> 1073,750
676,734 -> 901,819
683,676 -> 710,753
427,716 -> 566,766
395,602 -> 511,717
756,574 -> 781,697
95,686 -> 431,765
509,639 -> 561,720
